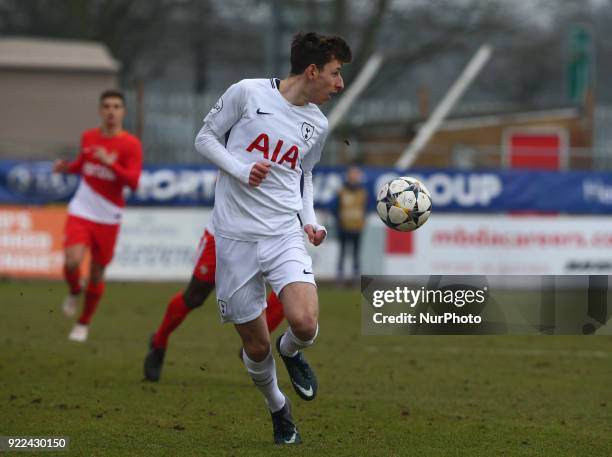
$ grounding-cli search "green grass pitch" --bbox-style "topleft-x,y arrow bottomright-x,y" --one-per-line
1,280 -> 612,456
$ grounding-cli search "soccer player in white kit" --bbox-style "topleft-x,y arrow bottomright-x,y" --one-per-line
195,32 -> 351,444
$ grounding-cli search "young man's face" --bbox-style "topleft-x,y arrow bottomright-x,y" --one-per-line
99,96 -> 125,129
309,58 -> 345,105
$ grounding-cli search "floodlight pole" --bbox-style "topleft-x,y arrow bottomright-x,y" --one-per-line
395,44 -> 493,170
327,52 -> 384,134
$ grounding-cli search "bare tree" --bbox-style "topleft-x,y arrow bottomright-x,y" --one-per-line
3,0 -> 610,106
341,0 -> 390,83
0,0 -> 181,85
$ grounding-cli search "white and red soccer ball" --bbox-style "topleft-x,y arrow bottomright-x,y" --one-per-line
376,176 -> 432,232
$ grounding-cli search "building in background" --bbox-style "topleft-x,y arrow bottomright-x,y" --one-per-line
351,103 -> 594,169
0,37 -> 120,159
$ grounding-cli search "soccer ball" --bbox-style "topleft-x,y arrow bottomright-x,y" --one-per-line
376,176 -> 432,232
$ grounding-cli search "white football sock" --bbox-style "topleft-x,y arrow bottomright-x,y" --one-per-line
242,348 -> 285,412
279,324 -> 318,357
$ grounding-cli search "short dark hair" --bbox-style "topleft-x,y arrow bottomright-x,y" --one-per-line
99,89 -> 125,104
290,32 -> 352,75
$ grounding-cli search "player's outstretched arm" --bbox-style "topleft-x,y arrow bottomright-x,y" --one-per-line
195,125 -> 256,185
300,171 -> 326,246
55,133 -> 89,174
195,81 -> 257,185
53,156 -> 83,175
299,129 -> 327,245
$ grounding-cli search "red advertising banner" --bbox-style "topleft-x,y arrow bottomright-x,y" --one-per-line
0,206 -> 68,279
503,128 -> 568,170
385,227 -> 414,255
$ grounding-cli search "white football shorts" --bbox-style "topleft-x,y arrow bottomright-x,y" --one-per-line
214,228 -> 316,324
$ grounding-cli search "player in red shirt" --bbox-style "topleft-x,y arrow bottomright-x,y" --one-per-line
54,89 -> 143,342
143,224 -> 286,382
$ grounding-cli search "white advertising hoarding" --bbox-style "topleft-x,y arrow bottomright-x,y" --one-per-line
384,214 -> 612,275
106,208 -> 340,281
105,209 -> 612,282
106,208 -> 208,281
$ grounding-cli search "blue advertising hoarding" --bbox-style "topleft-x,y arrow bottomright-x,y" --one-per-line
1,160 -> 612,213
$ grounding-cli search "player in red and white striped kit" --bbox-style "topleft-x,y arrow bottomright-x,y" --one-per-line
143,221 -> 286,382
54,90 -> 143,342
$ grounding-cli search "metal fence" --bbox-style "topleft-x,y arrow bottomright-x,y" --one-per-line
2,88 -> 611,170
123,90 -> 218,165
122,89 -> 612,169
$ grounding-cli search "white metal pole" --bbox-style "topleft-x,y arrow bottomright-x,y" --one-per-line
327,52 -> 384,133
396,44 -> 493,170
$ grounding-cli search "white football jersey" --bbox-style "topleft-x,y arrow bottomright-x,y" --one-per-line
200,78 -> 328,241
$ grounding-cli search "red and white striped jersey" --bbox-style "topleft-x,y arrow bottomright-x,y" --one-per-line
66,128 -> 143,224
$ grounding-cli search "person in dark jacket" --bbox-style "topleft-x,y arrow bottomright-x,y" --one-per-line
335,165 -> 367,284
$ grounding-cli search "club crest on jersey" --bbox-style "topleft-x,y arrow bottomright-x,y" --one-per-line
301,122 -> 315,142
210,97 -> 223,114
246,133 -> 299,170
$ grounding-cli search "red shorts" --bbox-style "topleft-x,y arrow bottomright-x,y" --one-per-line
193,229 -> 216,283
64,215 -> 120,266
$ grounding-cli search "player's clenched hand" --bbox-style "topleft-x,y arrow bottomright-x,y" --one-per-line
248,161 -> 271,187
304,224 -> 326,246
53,159 -> 69,174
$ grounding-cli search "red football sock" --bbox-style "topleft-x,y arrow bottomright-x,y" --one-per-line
265,292 -> 285,332
77,281 -> 105,325
64,265 -> 82,296
153,292 -> 192,349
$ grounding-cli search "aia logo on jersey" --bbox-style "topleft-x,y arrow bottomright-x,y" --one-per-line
246,133 -> 299,170
301,122 -> 315,142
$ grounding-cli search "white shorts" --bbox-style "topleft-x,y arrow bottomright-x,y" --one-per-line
215,229 -> 316,324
